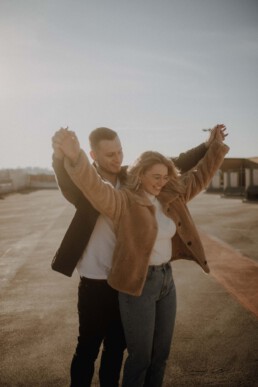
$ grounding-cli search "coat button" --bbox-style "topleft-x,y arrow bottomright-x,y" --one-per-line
178,222 -> 181,227
187,241 -> 192,246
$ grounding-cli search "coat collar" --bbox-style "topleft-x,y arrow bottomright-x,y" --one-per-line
157,190 -> 180,206
125,187 -> 180,207
125,188 -> 155,207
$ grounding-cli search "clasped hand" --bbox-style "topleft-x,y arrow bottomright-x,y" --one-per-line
206,124 -> 228,147
52,127 -> 81,164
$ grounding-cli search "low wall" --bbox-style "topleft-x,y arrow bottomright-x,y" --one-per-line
0,171 -> 57,195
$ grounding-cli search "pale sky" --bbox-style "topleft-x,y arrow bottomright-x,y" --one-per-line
0,0 -> 257,169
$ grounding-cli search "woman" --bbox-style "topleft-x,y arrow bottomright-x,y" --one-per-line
55,126 -> 229,387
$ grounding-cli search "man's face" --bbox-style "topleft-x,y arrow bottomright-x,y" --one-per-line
91,136 -> 123,174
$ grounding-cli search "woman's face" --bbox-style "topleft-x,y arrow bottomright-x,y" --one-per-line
141,163 -> 169,196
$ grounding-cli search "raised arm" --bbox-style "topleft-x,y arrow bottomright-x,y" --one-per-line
52,155 -> 86,206
172,124 -> 228,173
172,143 -> 207,173
54,129 -> 126,222
52,128 -> 85,206
180,130 -> 229,202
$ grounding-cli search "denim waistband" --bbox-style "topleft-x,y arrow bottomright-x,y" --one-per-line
148,261 -> 171,271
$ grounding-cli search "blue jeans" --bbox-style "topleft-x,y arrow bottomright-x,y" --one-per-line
119,262 -> 176,387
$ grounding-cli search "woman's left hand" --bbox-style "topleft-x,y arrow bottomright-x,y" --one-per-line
53,127 -> 81,165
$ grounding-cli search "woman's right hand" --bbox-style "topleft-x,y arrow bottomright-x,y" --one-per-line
206,124 -> 228,146
213,124 -> 228,143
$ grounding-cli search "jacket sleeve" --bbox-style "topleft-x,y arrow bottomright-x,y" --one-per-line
51,203 -> 99,277
52,155 -> 85,206
180,140 -> 229,202
172,143 -> 207,173
64,151 -> 126,222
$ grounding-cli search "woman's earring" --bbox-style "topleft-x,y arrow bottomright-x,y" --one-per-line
136,179 -> 142,191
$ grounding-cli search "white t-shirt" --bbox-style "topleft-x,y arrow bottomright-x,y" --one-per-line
146,193 -> 177,266
77,187 -> 176,279
77,213 -> 116,279
76,179 -> 119,279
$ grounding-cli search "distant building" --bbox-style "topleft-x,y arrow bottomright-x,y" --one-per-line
221,158 -> 246,197
207,157 -> 258,201
244,158 -> 258,201
1,157 -> 258,202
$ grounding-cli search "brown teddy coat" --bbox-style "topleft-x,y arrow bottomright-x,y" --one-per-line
65,140 -> 229,296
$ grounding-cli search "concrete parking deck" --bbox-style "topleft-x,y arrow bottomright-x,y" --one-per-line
0,190 -> 257,386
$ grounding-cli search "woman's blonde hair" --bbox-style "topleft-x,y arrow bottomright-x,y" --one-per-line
126,151 -> 183,192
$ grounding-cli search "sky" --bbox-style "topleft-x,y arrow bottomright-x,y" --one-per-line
0,0 -> 258,169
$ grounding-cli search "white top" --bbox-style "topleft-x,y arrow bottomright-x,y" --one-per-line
77,186 -> 176,279
77,214 -> 116,279
146,193 -> 177,266
76,180 -> 119,279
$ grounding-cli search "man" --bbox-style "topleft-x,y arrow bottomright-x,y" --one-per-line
51,126 -> 223,387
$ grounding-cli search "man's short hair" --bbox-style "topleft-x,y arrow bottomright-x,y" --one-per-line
89,127 -> 118,150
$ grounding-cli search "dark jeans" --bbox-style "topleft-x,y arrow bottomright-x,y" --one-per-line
70,277 -> 126,387
119,262 -> 176,387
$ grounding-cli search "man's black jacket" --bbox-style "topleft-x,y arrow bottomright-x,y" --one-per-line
51,143 -> 207,277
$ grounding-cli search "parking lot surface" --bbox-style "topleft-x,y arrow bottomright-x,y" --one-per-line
0,190 -> 257,386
